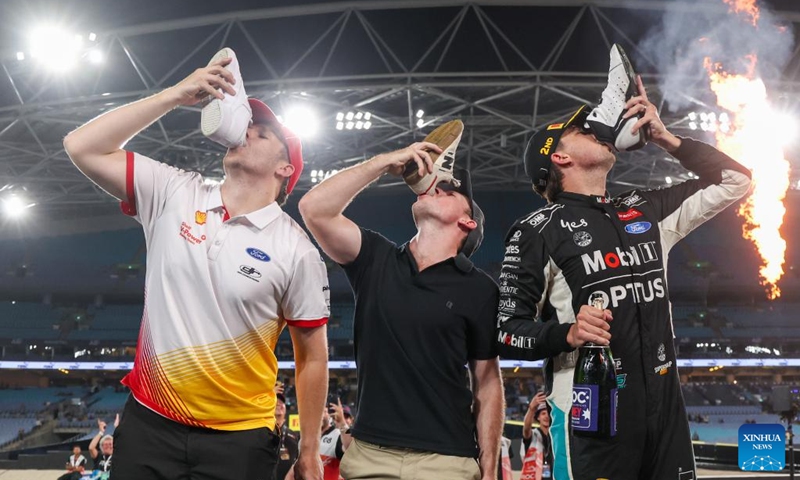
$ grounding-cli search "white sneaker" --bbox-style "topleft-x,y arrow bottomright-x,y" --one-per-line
201,48 -> 252,148
585,44 -> 648,152
403,120 -> 464,195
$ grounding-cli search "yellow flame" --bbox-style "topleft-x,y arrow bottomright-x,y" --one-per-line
722,0 -> 760,25
704,57 -> 788,299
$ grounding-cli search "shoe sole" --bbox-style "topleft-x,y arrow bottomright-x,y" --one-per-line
201,49 -> 233,137
403,119 -> 464,187
614,44 -> 649,150
616,45 -> 637,102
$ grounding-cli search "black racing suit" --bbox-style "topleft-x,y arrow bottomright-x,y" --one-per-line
495,138 -> 751,480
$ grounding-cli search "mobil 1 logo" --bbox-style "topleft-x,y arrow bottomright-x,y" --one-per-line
738,423 -> 785,471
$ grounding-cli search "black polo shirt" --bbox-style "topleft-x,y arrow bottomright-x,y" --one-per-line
341,228 -> 499,457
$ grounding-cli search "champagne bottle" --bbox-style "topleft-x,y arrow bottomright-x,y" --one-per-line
571,293 -> 618,437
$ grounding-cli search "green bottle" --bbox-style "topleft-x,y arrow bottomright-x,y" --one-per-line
571,293 -> 618,437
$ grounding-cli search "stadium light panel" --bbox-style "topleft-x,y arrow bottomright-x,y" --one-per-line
282,106 -> 319,138
336,111 -> 372,131
29,25 -> 83,72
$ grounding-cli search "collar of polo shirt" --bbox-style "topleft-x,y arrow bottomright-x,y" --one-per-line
206,186 -> 283,229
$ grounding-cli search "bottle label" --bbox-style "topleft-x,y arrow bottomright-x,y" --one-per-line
572,385 -> 618,435
571,384 -> 598,431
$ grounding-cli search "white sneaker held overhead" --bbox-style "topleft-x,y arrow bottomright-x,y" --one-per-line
201,48 -> 252,148
585,43 -> 648,152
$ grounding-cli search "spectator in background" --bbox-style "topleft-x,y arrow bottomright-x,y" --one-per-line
497,436 -> 514,480
319,398 -> 346,480
521,392 -> 552,480
275,390 -> 299,480
328,398 -> 352,450
341,405 -> 354,429
57,445 -> 87,480
89,416 -> 117,474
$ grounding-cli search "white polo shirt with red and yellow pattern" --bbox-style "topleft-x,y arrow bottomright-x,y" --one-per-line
119,151 -> 329,431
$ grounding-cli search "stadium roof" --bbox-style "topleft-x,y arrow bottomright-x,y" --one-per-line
0,0 -> 798,218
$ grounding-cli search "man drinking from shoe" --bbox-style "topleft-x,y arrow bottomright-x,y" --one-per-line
299,127 -> 504,480
494,49 -> 752,480
63,50 -> 329,480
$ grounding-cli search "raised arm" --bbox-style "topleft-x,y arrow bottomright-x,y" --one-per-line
88,419 -> 106,460
298,142 -> 438,265
522,392 -> 546,440
63,57 -> 236,200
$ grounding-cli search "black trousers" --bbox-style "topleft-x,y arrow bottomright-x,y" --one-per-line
111,396 -> 279,480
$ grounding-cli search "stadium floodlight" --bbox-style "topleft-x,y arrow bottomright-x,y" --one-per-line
335,111 -> 372,131
16,52 -> 24,61
2,194 -> 34,219
415,109 -> 424,118
416,118 -> 424,128
29,25 -> 83,72
310,169 -> 339,184
282,106 -> 319,138
665,176 -> 672,185
688,110 -> 730,134
88,49 -> 103,64
88,32 -> 97,42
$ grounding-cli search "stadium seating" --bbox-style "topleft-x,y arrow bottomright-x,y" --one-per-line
0,302 -> 61,341
0,418 -> 38,447
0,388 -> 86,413
86,388 -> 128,414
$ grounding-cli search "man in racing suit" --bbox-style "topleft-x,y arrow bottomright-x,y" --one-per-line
495,76 -> 751,480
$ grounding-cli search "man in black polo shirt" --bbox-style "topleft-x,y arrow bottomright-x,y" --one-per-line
299,137 -> 503,480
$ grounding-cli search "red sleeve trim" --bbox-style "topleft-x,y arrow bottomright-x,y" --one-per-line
119,150 -> 137,216
285,317 -> 328,328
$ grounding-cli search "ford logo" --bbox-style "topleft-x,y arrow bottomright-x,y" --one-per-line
246,248 -> 271,262
624,221 -> 651,234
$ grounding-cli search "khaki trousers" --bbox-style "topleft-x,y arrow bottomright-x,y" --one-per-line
340,438 -> 481,480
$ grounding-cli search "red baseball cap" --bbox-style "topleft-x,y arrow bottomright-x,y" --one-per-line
248,98 -> 304,195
